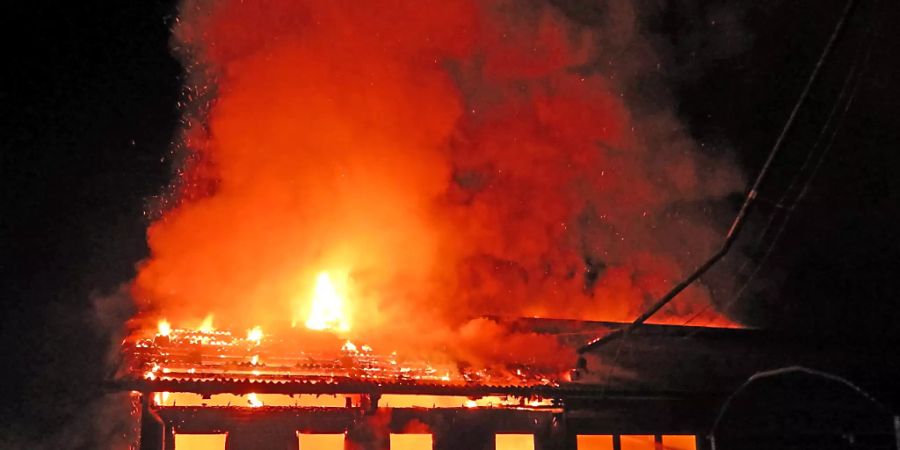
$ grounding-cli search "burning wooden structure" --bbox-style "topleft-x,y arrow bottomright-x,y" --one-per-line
114,318 -> 900,450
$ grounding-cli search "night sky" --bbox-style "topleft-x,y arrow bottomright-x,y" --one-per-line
2,0 -> 899,446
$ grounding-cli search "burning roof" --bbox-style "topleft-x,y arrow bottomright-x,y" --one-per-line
120,318 -> 562,392
116,313 -> 751,404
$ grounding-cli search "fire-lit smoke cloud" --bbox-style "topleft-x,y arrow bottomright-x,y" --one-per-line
134,0 -> 742,366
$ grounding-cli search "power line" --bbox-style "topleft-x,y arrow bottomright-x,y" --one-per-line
685,0 -> 879,329
578,0 -> 859,360
684,60 -> 866,328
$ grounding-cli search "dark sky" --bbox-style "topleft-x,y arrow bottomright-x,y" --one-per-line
1,0 -> 898,445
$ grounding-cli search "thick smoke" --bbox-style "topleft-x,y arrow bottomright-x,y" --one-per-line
134,0 -> 742,368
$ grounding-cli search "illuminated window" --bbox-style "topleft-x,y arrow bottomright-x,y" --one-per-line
389,433 -> 432,450
495,434 -> 535,450
299,433 -> 345,450
620,435 -> 655,450
577,435 -> 614,450
174,433 -> 227,450
662,435 -> 696,450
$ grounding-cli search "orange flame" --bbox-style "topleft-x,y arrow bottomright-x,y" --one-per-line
341,340 -> 358,353
157,320 -> 171,337
130,0 -> 744,371
197,314 -> 214,333
305,272 -> 350,332
246,326 -> 263,344
153,391 -> 171,406
246,393 -> 263,407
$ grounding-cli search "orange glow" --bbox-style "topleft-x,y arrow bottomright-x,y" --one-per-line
150,393 -> 549,409
661,435 -> 696,450
298,433 -> 345,450
174,433 -> 227,450
198,314 -> 215,333
620,435 -> 655,450
157,319 -> 171,337
153,392 -> 356,408
246,393 -> 263,407
341,340 -> 358,353
389,434 -> 432,450
576,435 -> 614,450
496,434 -> 535,450
246,326 -> 263,344
144,362 -> 160,380
152,391 -> 170,406
305,272 -> 350,332
131,0 -> 745,373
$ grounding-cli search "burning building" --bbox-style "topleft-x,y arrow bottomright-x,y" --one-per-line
118,316 -> 720,450
117,316 -> 900,450
111,0 -> 899,449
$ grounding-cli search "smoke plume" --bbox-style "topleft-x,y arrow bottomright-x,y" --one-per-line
133,0 -> 742,367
